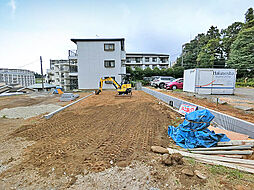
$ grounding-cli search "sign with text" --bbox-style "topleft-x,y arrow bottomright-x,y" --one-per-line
179,104 -> 197,115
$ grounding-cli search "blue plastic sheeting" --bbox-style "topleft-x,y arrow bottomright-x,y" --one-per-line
168,109 -> 230,149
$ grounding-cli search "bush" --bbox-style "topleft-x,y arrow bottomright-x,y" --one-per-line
236,78 -> 254,87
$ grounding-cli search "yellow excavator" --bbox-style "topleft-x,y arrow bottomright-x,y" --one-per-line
95,77 -> 132,96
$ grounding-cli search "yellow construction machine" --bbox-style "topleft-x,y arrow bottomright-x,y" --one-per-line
95,77 -> 132,97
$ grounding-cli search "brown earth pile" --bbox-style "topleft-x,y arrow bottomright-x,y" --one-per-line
6,91 -> 180,177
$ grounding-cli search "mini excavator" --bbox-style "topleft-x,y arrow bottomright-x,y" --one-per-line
95,76 -> 132,97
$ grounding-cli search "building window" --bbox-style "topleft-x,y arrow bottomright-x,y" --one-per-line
104,44 -> 115,51
126,58 -> 131,63
145,57 -> 150,62
152,57 -> 157,62
135,58 -> 141,63
161,58 -> 168,63
104,60 -> 115,68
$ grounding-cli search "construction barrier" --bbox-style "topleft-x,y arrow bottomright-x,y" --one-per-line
142,87 -> 254,138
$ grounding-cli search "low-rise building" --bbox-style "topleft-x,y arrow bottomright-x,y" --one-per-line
126,53 -> 170,70
0,68 -> 35,87
46,59 -> 78,91
46,38 -> 171,90
70,38 -> 126,89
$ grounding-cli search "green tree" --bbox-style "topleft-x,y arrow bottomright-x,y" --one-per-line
245,7 -> 254,23
197,38 -> 224,68
206,26 -> 220,40
227,26 -> 254,72
152,67 -> 161,76
244,7 -> 254,29
221,22 -> 243,59
133,67 -> 144,80
143,67 -> 153,77
172,66 -> 184,78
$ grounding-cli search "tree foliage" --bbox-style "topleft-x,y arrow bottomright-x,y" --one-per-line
126,66 -> 184,81
176,7 -> 253,75
227,26 -> 254,71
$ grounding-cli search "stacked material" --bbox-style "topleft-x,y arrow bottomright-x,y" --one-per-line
168,140 -> 254,174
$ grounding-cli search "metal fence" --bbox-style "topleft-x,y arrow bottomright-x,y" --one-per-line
142,87 -> 254,138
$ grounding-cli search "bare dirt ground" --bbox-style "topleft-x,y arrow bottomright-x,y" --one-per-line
0,91 -> 91,111
220,88 -> 254,110
0,91 -> 254,189
149,87 -> 254,123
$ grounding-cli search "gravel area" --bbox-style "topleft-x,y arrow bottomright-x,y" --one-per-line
70,162 -> 155,190
0,104 -> 62,119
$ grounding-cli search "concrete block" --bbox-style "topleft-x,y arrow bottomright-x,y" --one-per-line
211,98 -> 227,105
234,105 -> 253,111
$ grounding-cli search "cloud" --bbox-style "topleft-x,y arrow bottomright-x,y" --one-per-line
8,0 -> 16,15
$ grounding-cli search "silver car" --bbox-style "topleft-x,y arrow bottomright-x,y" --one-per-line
151,76 -> 175,89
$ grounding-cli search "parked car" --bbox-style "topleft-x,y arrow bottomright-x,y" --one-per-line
151,76 -> 175,88
165,78 -> 184,90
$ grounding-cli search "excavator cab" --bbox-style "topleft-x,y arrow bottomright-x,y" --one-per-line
95,77 -> 132,97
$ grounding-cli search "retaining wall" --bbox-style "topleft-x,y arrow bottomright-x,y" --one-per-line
142,87 -> 254,138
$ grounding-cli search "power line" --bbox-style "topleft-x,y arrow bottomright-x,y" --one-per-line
17,58 -> 39,69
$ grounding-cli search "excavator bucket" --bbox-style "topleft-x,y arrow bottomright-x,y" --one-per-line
95,89 -> 101,95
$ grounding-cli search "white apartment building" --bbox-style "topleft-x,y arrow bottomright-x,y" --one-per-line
0,68 -> 35,87
46,59 -> 78,91
70,38 -> 126,89
126,53 -> 170,70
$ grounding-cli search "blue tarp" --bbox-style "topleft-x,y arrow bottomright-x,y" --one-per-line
168,109 -> 230,149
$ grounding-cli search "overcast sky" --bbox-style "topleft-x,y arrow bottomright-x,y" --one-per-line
0,0 -> 253,73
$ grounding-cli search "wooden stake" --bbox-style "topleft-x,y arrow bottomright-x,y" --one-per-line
167,148 -> 254,166
183,145 -> 253,151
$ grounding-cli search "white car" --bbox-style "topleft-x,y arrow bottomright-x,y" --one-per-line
151,76 -> 175,89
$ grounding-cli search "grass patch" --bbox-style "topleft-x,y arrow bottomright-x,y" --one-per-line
208,165 -> 244,180
187,157 -> 196,166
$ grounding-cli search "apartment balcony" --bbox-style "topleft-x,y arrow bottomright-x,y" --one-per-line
125,61 -> 143,65
68,49 -> 78,59
69,72 -> 78,77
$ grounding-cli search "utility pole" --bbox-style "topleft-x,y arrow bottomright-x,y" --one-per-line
40,56 -> 44,91
181,45 -> 184,67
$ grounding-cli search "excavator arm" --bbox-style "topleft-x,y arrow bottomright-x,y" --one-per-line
95,77 -> 121,95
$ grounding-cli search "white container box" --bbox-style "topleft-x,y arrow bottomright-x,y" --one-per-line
183,68 -> 236,94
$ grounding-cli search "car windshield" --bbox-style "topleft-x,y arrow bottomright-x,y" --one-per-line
172,79 -> 183,82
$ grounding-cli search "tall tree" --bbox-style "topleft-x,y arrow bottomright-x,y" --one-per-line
206,26 -> 220,40
197,38 -> 224,68
221,22 -> 243,60
244,7 -> 254,29
227,26 -> 254,71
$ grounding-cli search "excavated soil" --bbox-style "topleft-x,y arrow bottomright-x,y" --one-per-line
6,91 -> 179,177
1,91 -> 254,189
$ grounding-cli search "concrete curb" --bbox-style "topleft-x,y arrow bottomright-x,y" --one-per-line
44,92 -> 94,119
142,87 -> 254,138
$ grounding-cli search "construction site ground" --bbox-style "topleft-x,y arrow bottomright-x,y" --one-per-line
0,91 -> 254,189
148,87 -> 254,123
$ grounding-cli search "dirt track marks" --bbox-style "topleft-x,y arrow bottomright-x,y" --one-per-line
8,91 -> 179,177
